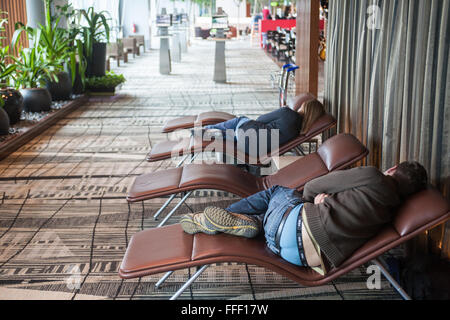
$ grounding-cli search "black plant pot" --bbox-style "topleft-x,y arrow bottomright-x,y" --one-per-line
20,88 -> 52,113
0,107 -> 10,135
0,88 -> 24,125
88,85 -> 117,96
70,63 -> 85,95
86,42 -> 107,77
45,71 -> 73,101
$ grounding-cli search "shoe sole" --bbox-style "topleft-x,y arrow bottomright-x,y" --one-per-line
180,214 -> 218,235
203,207 -> 260,238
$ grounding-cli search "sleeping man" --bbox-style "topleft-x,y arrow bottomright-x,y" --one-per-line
180,161 -> 428,274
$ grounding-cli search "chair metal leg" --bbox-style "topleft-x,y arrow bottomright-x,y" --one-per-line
176,152 -> 198,168
157,191 -> 193,228
176,154 -> 190,168
155,153 -> 197,221
188,153 -> 199,164
155,271 -> 174,289
153,194 -> 177,220
292,146 -> 305,156
295,146 -> 306,156
169,265 -> 209,300
292,148 -> 300,156
372,258 -> 412,300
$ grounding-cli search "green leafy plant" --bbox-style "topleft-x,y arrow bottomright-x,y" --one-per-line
40,0 -> 70,66
13,1 -> 86,86
52,2 -> 87,86
11,28 -> 59,89
0,11 -> 16,88
86,71 -> 125,90
78,7 -> 111,61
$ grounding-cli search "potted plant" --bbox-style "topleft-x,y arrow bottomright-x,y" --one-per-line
15,0 -> 86,101
86,71 -> 126,95
55,3 -> 87,94
0,11 -> 23,126
78,7 -> 111,77
11,28 -> 59,113
0,95 -> 10,135
39,0 -> 73,101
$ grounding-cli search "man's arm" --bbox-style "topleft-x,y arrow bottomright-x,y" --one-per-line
303,167 -> 381,202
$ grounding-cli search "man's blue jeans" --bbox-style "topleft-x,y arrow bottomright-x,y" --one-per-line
226,186 -> 304,262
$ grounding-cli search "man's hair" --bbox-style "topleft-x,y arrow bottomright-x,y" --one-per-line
392,161 -> 428,199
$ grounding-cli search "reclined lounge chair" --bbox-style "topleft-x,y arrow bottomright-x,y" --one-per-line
161,93 -> 315,134
128,133 -> 368,227
147,108 -> 336,166
119,188 -> 450,300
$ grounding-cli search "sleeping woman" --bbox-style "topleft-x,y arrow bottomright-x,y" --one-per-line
196,99 -> 326,156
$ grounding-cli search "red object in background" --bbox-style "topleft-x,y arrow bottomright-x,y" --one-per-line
319,19 -> 325,31
259,19 -> 297,47
132,23 -> 136,33
262,8 -> 270,20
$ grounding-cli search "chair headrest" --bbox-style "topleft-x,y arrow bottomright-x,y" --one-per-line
393,188 -> 450,237
317,134 -> 369,171
288,93 -> 317,112
302,114 -> 336,137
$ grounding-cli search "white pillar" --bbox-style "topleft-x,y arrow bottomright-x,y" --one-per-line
26,0 -> 46,29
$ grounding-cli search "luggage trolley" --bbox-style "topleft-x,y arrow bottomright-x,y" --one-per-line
270,63 -> 299,107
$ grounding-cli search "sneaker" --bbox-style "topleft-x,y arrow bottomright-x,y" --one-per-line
180,213 -> 219,235
203,207 -> 261,239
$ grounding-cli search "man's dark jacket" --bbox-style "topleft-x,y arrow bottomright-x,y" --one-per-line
303,167 -> 401,268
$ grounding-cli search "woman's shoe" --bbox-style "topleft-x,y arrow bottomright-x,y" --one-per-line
203,207 -> 261,239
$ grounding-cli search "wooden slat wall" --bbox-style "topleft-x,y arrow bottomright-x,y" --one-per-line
0,0 -> 28,53
295,0 -> 319,96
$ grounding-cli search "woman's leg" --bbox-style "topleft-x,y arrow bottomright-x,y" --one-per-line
205,116 -> 249,133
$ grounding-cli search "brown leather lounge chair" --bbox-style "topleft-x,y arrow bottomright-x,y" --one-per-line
148,112 -> 336,167
119,188 -> 450,300
161,93 -> 315,134
150,93 -> 326,167
128,133 -> 368,227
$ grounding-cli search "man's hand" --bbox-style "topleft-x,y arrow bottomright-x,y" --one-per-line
314,193 -> 329,205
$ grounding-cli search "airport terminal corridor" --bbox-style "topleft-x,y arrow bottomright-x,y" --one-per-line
0,38 -> 402,300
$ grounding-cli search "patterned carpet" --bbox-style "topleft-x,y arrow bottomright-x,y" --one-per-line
0,38 -> 402,300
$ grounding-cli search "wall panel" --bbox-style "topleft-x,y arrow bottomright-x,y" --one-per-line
0,0 -> 28,52
295,0 -> 320,97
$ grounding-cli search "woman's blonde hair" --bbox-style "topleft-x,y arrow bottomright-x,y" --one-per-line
300,100 -> 326,134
